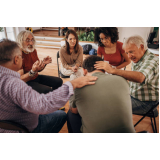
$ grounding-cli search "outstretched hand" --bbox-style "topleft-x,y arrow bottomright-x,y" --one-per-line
43,56 -> 52,65
32,60 -> 46,72
70,76 -> 98,89
94,61 -> 114,74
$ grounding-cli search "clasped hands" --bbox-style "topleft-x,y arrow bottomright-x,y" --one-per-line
32,56 -> 52,72
71,65 -> 78,73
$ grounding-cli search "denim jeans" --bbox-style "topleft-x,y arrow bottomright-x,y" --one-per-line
32,110 -> 67,133
131,96 -> 158,114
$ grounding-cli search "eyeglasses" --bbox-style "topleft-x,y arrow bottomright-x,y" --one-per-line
23,39 -> 35,43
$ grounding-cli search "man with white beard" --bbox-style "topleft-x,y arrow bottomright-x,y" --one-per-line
16,30 -> 63,94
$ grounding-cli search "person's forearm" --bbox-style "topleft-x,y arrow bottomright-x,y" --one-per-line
116,61 -> 130,69
38,64 -> 46,72
97,54 -> 102,58
20,72 -> 37,82
112,69 -> 145,83
15,81 -> 74,115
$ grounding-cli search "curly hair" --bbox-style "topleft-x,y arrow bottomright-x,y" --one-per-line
83,55 -> 104,72
94,27 -> 119,46
65,29 -> 79,55
16,30 -> 36,50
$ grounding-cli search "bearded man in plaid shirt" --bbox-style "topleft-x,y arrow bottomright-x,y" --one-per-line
94,35 -> 159,114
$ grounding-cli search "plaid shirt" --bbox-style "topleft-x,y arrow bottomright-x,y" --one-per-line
0,65 -> 73,133
129,49 -> 159,101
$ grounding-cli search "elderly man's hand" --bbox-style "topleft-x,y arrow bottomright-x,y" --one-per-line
43,56 -> 52,65
32,60 -> 46,72
94,61 -> 114,74
70,76 -> 98,89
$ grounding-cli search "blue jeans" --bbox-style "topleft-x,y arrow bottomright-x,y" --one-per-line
131,96 -> 158,114
32,110 -> 67,133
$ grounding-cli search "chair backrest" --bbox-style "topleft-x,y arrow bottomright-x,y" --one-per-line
57,51 -> 70,78
0,120 -> 29,133
57,51 -> 60,77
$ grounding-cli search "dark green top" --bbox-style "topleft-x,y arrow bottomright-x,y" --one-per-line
69,72 -> 135,133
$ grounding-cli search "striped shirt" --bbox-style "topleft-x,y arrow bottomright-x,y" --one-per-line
129,49 -> 159,101
0,65 -> 74,133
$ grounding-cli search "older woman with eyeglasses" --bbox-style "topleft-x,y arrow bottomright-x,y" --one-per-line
94,27 -> 131,69
16,30 -> 63,94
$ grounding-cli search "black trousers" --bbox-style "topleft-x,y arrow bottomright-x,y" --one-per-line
67,110 -> 82,133
27,75 -> 63,94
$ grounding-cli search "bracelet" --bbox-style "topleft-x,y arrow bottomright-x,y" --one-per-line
30,69 -> 36,74
28,70 -> 37,77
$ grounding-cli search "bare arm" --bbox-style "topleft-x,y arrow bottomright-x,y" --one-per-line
97,54 -> 102,58
112,69 -> 145,83
116,52 -> 131,69
18,69 -> 24,76
20,60 -> 45,82
94,61 -> 145,83
20,70 -> 36,82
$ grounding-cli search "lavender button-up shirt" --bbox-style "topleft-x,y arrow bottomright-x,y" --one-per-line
0,65 -> 74,133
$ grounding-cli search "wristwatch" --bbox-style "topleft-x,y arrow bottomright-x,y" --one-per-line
29,70 -> 36,77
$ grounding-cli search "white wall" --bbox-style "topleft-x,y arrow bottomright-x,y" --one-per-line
32,27 -> 41,31
118,27 -> 152,43
6,27 -> 15,41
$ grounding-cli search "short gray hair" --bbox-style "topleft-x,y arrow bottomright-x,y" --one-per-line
123,35 -> 147,50
16,30 -> 36,49
0,39 -> 20,64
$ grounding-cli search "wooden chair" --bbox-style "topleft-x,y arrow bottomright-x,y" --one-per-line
0,120 -> 29,133
57,51 -> 70,78
134,102 -> 159,133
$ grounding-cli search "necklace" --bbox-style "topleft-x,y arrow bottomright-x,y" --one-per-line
22,50 -> 29,54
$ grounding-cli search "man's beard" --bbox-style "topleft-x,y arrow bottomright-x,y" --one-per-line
24,45 -> 35,53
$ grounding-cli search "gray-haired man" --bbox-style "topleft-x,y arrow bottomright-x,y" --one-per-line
16,30 -> 63,94
95,35 -> 159,114
0,39 -> 97,133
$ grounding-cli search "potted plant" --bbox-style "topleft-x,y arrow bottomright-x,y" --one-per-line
77,30 -> 94,42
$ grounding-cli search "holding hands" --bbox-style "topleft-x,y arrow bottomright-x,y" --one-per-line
43,56 -> 52,65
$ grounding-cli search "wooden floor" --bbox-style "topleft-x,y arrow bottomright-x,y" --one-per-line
36,47 -> 159,133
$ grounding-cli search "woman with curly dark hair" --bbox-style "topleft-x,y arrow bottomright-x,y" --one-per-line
59,29 -> 83,80
94,27 -> 130,69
